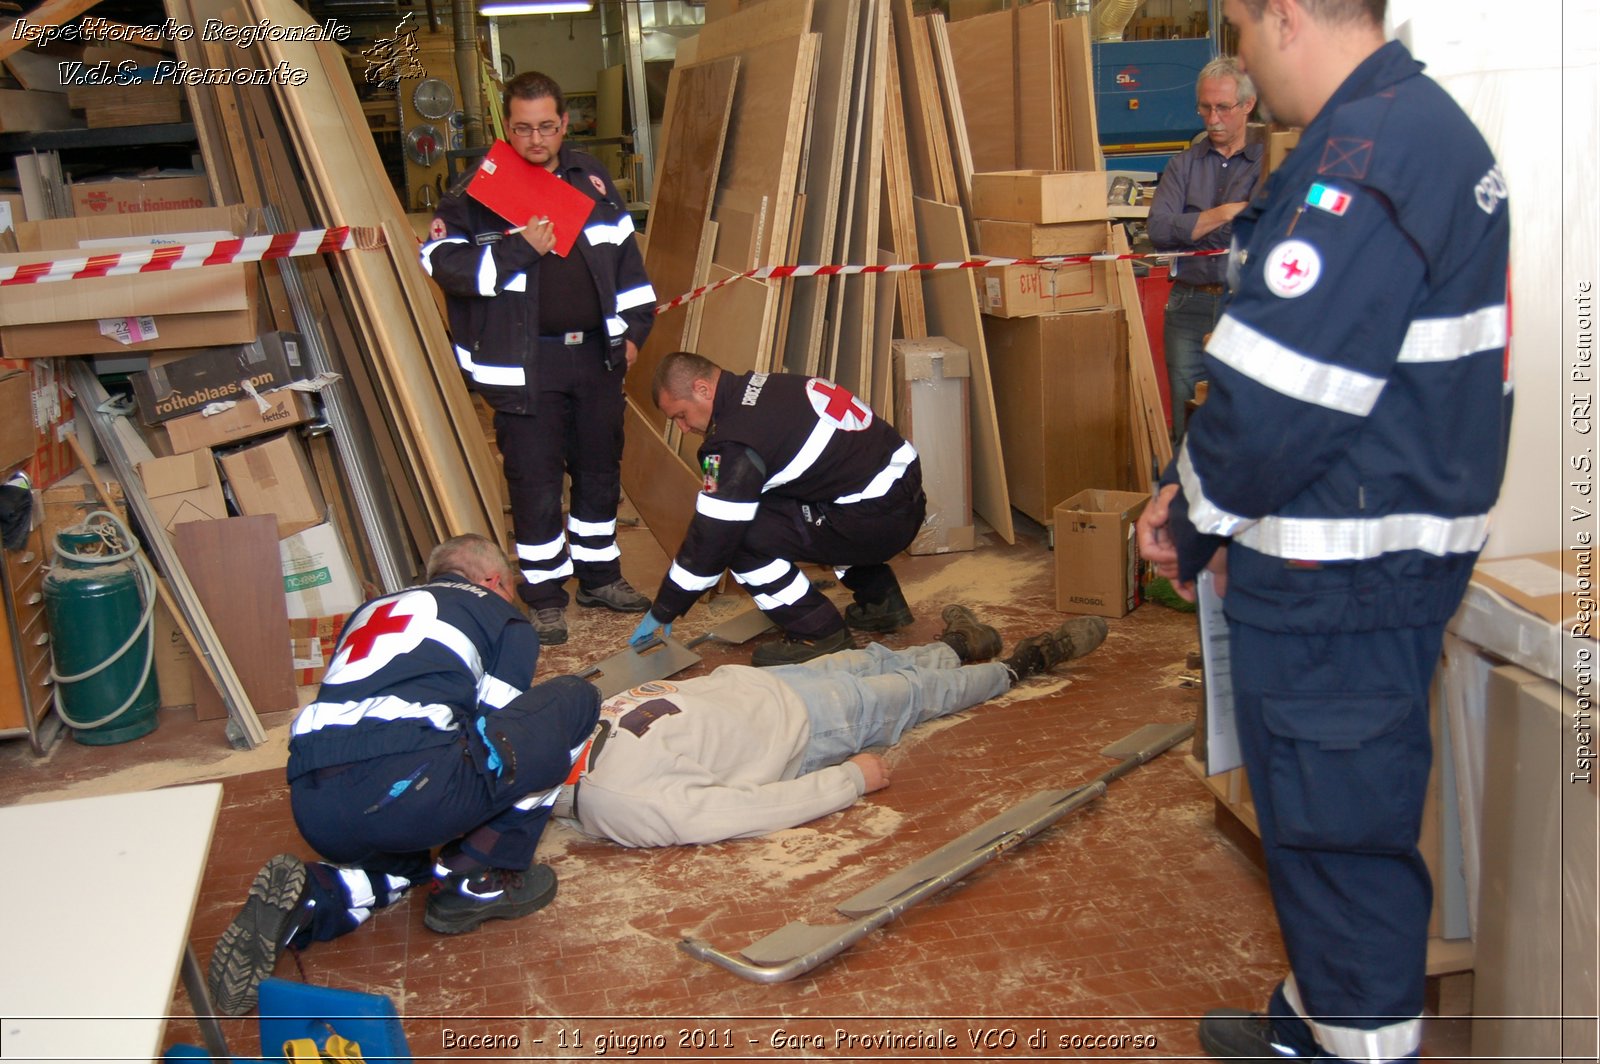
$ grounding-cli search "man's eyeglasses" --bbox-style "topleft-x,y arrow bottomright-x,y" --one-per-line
510,120 -> 563,139
1197,102 -> 1246,117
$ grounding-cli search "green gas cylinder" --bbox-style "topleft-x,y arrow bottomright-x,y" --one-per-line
43,521 -> 160,745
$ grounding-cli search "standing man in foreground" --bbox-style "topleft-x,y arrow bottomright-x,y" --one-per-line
1136,0 -> 1510,1059
421,71 -> 657,646
629,352 -> 926,667
1146,55 -> 1263,443
207,535 -> 599,1016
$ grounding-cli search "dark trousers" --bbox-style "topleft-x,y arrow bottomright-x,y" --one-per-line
733,463 -> 925,638
1163,284 -> 1224,443
1230,618 -> 1440,1060
288,676 -> 600,942
496,336 -> 627,610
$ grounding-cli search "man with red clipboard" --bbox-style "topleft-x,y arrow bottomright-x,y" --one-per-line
421,71 -> 656,646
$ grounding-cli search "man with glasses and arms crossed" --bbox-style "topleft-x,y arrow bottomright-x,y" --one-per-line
422,72 -> 657,647
1146,56 -> 1262,444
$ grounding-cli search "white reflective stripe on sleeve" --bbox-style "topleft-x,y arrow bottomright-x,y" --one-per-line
751,571 -> 811,610
1284,974 -> 1421,1061
669,561 -> 721,591
584,216 -> 635,246
522,559 -> 573,584
292,695 -> 459,735
568,516 -> 617,538
517,536 -> 567,562
1176,440 -> 1258,538
569,542 -> 621,562
478,674 -> 521,710
1208,314 -> 1385,416
454,344 -> 473,371
513,783 -> 565,811
455,343 -> 525,388
605,316 -> 628,338
764,421 -> 834,489
429,622 -> 483,676
476,245 -> 498,297
419,237 -> 468,275
614,283 -> 656,311
696,493 -> 759,522
1397,304 -> 1507,363
503,273 -> 527,293
1234,510 -> 1492,561
835,440 -> 917,503
733,559 -> 792,586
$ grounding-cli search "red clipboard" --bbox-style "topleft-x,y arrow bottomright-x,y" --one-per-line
466,140 -> 595,258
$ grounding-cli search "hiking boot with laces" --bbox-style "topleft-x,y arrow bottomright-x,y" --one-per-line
532,607 -> 568,645
207,853 -> 312,1017
750,627 -> 855,667
1002,631 -> 1066,681
1197,1009 -> 1309,1059
1053,616 -> 1109,661
575,578 -> 651,613
424,864 -> 558,935
938,604 -> 1002,662
843,586 -> 913,632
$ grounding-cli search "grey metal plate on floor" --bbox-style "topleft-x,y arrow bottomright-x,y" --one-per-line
685,608 -> 775,648
577,638 -> 702,699
1099,722 -> 1193,761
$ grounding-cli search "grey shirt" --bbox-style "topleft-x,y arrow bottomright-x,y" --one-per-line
1147,139 -> 1264,286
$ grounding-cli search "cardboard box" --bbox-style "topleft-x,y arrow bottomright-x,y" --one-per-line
289,613 -> 350,686
0,206 -> 258,358
70,174 -> 210,217
974,219 -> 1110,259
1469,551 -> 1591,630
970,170 -> 1108,223
132,331 -> 307,425
0,369 -> 33,473
135,449 -> 227,535
984,309 -> 1134,522
978,260 -> 1111,318
0,357 -> 77,491
217,432 -> 326,539
892,338 -> 975,555
280,522 -> 364,620
163,386 -> 318,452
1054,489 -> 1150,617
0,192 -> 24,232
40,465 -> 126,549
153,595 -> 196,709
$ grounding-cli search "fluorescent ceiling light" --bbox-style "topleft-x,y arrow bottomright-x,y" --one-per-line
481,0 -> 594,14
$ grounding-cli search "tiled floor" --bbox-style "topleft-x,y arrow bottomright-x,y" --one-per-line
0,513 -> 1474,1060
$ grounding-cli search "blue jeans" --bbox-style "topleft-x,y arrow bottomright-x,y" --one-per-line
765,642 -> 1011,775
1163,284 -> 1225,442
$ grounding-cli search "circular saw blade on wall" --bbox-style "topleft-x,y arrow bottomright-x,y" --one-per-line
405,124 -> 445,166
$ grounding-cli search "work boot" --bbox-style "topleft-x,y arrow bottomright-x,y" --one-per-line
1053,616 -> 1109,662
1197,1009 -> 1308,1059
207,854 -> 312,1017
938,604 -> 1002,663
750,627 -> 855,667
843,586 -> 914,632
424,864 -> 558,935
532,607 -> 568,646
1002,631 -> 1066,682
575,578 -> 651,613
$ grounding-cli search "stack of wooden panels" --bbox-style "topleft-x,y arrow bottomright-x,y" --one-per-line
0,44 -> 81,133
65,45 -> 186,127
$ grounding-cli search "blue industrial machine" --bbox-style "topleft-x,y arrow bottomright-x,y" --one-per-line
1094,35 -> 1220,173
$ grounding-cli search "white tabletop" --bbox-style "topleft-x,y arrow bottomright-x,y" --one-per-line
0,783 -> 223,1063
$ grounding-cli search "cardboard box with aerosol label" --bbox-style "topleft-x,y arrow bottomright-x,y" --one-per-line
1054,489 -> 1149,618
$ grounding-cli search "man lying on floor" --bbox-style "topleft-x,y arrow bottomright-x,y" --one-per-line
553,607 -> 1108,847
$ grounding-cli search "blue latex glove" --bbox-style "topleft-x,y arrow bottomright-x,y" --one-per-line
629,614 -> 670,648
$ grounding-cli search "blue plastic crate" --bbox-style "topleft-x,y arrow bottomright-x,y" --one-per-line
256,978 -> 411,1064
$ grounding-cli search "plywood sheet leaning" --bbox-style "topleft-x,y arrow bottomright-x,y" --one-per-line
924,12 -> 977,249
1111,225 -> 1172,485
629,56 -> 740,431
621,397 -> 705,564
943,5 -> 1014,173
880,24 -> 925,339
1056,16 -> 1105,173
889,0 -> 952,204
913,196 -> 1014,543
869,248 -> 901,423
248,0 -> 502,542
1013,0 -> 1058,172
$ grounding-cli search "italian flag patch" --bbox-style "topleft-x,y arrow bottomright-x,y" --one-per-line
1306,182 -> 1352,216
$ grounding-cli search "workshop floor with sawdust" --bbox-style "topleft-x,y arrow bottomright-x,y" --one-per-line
0,508 -> 1475,1061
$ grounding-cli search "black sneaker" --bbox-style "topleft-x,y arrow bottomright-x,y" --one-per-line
575,578 -> 651,613
938,604 -> 1002,662
1197,1009 -> 1307,1059
424,864 -> 558,935
532,607 -> 568,645
843,588 -> 913,632
207,854 -> 311,1017
751,627 -> 855,667
1053,616 -> 1109,661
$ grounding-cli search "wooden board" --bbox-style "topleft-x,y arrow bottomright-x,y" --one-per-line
695,0 -> 814,62
1057,16 -> 1104,173
944,6 -> 1013,173
913,196 -> 1013,543
880,31 -> 925,340
692,266 -> 772,378
712,189 -> 767,271
630,56 -> 740,431
0,0 -> 104,63
4,47 -> 66,92
925,12 -> 976,248
1014,0 -> 1057,171
889,0 -> 947,203
1111,225 -> 1172,484
870,247 -> 900,424
621,397 -> 704,563
175,516 -> 297,722
0,88 -> 78,132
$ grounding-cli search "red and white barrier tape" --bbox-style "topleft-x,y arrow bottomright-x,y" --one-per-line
0,226 -> 377,287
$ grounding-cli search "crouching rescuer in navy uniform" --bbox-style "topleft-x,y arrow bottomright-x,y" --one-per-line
1137,0 -> 1511,1059
206,535 -> 599,1017
629,352 -> 927,667
420,70 -> 656,647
